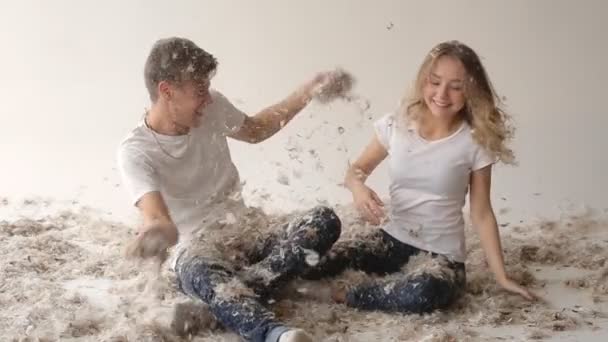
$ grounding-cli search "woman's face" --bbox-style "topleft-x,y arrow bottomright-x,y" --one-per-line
422,55 -> 467,119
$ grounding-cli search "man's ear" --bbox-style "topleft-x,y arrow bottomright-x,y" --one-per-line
158,81 -> 172,100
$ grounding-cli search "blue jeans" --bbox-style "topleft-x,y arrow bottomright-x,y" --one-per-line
175,206 -> 341,342
302,229 -> 466,314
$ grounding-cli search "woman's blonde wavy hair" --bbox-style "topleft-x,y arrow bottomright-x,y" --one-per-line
400,40 -> 516,165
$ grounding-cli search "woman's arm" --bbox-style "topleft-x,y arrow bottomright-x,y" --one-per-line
344,135 -> 388,225
469,164 -> 537,301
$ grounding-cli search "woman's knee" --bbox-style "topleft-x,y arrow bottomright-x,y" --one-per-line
397,275 -> 459,313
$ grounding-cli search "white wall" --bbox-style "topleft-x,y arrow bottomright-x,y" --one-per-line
1,0 -> 606,225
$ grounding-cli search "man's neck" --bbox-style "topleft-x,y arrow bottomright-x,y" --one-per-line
145,105 -> 189,136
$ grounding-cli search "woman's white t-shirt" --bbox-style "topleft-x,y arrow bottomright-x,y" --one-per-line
374,113 -> 495,263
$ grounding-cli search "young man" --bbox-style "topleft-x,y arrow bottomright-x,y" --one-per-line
117,37 -> 343,342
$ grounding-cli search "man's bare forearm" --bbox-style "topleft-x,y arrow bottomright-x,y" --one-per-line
249,89 -> 311,142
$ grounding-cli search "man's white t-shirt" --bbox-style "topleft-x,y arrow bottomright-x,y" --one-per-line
374,113 -> 496,263
117,89 -> 246,238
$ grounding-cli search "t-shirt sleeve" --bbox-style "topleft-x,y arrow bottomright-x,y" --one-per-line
208,89 -> 247,135
373,113 -> 395,150
472,144 -> 497,171
116,146 -> 160,206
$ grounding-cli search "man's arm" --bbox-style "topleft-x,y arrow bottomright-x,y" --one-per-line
230,90 -> 311,144
125,191 -> 178,259
136,191 -> 173,227
229,72 -> 333,144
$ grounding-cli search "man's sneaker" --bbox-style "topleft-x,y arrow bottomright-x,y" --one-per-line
278,329 -> 314,342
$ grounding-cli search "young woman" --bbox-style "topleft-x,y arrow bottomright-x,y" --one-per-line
304,40 -> 537,314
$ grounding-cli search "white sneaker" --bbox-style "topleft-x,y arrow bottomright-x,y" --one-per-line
278,329 -> 314,342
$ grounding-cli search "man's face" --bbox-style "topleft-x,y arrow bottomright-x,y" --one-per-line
166,79 -> 212,130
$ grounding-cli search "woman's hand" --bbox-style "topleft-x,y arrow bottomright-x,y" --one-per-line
498,277 -> 539,301
351,183 -> 385,225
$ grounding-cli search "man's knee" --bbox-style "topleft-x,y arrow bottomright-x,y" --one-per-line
295,206 -> 341,256
176,254 -> 233,302
310,205 -> 341,240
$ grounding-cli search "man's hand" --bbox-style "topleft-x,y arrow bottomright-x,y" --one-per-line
302,68 -> 355,103
125,221 -> 178,262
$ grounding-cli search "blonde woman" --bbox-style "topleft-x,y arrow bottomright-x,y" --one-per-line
304,41 -> 537,314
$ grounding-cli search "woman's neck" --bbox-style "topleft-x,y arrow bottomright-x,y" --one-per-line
417,110 -> 463,141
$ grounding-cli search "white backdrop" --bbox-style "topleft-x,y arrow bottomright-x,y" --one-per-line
1,0 -> 606,226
